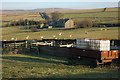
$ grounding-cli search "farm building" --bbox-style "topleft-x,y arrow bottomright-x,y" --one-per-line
49,19 -> 74,28
39,12 -> 74,28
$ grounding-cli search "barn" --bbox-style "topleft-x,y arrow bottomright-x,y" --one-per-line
49,19 -> 74,28
39,12 -> 74,29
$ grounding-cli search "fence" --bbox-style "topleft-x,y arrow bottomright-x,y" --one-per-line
2,40 -> 27,54
1,39 -> 120,55
1,39 -> 76,55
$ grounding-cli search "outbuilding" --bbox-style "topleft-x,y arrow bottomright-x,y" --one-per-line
49,19 -> 74,28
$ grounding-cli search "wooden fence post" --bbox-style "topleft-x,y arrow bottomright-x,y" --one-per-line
25,40 -> 28,48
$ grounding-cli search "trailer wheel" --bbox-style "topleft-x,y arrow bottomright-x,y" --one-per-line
90,60 -> 99,68
105,62 -> 112,65
110,59 -> 119,67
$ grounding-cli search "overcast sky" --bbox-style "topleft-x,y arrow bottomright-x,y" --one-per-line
1,0 -> 119,10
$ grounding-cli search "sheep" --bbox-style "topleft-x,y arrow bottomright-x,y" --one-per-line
26,36 -> 29,39
59,32 -> 62,36
11,37 -> 15,40
41,36 -> 44,39
53,35 -> 56,38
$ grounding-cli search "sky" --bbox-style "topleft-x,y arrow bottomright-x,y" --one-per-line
1,0 -> 120,2
1,0 -> 119,10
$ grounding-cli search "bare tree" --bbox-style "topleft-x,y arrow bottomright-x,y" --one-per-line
51,11 -> 64,20
75,20 -> 93,28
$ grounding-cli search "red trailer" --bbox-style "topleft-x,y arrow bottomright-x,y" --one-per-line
68,47 -> 119,68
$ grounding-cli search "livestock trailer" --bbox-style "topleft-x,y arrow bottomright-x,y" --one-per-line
68,48 -> 119,68
68,39 -> 119,68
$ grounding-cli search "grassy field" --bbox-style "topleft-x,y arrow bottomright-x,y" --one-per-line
1,26 -> 119,41
62,7 -> 118,24
1,7 -> 119,41
64,12 -> 118,24
2,53 -> 119,78
61,7 -> 118,14
1,7 -> 118,26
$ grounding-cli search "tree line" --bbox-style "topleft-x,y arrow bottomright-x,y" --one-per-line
4,19 -> 40,27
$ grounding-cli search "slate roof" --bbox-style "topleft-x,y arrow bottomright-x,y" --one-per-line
49,19 -> 69,27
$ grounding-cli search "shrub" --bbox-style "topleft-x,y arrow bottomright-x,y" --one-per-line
75,20 -> 93,28
51,11 -> 64,20
4,23 -> 10,27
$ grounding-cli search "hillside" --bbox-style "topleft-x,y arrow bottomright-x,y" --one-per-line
1,7 -> 118,26
1,7 -> 119,41
61,7 -> 119,14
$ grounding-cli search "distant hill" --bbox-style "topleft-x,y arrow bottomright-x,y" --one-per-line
1,8 -> 73,15
1,7 -> 119,15
61,7 -> 119,14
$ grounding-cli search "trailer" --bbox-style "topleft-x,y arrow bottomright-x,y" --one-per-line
67,39 -> 119,68
68,47 -> 119,68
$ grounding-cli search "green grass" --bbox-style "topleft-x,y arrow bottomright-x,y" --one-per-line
64,12 -> 118,18
1,27 -> 119,41
2,54 -> 119,78
63,11 -> 118,24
